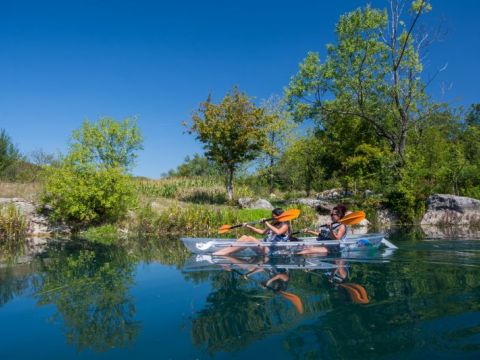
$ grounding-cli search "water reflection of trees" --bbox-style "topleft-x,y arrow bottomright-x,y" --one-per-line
187,253 -> 480,358
33,243 -> 140,352
282,262 -> 480,359
191,270 -> 304,354
0,266 -> 30,307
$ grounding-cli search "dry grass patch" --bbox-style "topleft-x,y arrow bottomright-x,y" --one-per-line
0,182 -> 42,202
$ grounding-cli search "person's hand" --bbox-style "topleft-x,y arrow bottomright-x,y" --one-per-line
303,228 -> 309,233
327,223 -> 333,230
260,218 -> 267,223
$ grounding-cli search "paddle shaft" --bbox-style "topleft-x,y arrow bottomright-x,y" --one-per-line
227,217 -> 277,231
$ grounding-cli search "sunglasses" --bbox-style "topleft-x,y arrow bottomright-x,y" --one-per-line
330,212 -> 339,216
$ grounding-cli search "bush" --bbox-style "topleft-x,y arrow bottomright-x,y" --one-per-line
42,165 -> 136,228
385,187 -> 424,224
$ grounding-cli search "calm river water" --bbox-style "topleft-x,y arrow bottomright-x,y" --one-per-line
1,229 -> 480,359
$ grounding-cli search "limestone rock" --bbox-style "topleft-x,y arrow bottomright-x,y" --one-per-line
289,198 -> 334,213
375,207 -> 399,227
421,194 -> 480,226
316,188 -> 352,200
0,197 -> 70,235
238,198 -> 273,210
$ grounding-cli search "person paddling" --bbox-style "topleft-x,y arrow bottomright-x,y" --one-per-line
297,205 -> 348,255
213,208 -> 291,256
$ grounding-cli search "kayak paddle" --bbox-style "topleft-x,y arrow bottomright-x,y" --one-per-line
292,210 -> 367,236
329,210 -> 366,227
218,208 -> 301,234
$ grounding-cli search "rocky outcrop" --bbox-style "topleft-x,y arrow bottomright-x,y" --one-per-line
0,197 -> 70,235
374,207 -> 399,227
289,198 -> 334,213
238,198 -> 273,210
316,188 -> 352,200
421,194 -> 480,226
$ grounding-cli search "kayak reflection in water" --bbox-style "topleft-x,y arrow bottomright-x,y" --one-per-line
297,205 -> 348,256
218,255 -> 303,314
213,208 -> 292,256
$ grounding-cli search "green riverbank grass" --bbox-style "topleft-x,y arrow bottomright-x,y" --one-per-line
126,202 -> 317,237
134,177 -> 254,204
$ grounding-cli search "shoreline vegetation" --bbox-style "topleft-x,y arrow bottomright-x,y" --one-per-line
1,1 -> 480,246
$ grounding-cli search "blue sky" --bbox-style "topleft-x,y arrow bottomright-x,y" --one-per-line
1,0 -> 479,178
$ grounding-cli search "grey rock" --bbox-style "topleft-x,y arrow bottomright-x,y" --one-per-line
238,198 -> 273,210
375,207 -> 399,227
0,197 -> 70,235
421,194 -> 480,226
289,198 -> 334,213
316,188 -> 353,200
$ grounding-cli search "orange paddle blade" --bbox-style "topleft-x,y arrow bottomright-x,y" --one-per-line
279,291 -> 304,314
340,211 -> 366,226
275,208 -> 301,222
218,225 -> 232,234
339,283 -> 369,304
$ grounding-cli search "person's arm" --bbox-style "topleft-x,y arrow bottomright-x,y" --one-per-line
264,221 -> 288,235
329,223 -> 346,240
265,273 -> 289,287
244,224 -> 267,235
303,228 -> 320,236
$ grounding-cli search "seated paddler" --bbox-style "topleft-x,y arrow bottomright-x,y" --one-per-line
213,207 -> 291,256
297,204 -> 348,255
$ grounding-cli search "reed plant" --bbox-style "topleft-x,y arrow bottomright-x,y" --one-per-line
0,203 -> 28,242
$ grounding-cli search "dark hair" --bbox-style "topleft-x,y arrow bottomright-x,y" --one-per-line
269,279 -> 288,292
272,208 -> 284,217
332,204 -> 347,218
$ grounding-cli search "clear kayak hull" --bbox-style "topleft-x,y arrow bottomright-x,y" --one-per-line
180,233 -> 395,255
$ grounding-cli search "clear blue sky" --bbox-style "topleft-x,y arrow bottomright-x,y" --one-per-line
1,0 -> 479,178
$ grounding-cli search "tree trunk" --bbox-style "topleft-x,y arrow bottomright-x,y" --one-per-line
225,168 -> 234,201
269,155 -> 275,194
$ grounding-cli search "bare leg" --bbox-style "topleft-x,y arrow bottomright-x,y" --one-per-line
213,236 -> 262,256
296,246 -> 328,255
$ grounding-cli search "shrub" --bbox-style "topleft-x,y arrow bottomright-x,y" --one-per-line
42,164 -> 136,228
385,187 -> 423,224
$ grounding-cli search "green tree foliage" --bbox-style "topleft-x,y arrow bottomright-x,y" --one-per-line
42,118 -> 142,227
70,117 -> 143,171
186,87 -> 269,200
278,131 -> 326,196
257,95 -> 296,194
166,153 -> 222,178
285,1 -> 432,166
0,129 -> 21,178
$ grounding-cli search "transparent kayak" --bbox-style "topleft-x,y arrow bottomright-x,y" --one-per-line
180,233 -> 397,255
183,254 -> 342,272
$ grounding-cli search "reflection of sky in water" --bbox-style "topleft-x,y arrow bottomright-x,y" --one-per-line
1,232 -> 480,359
